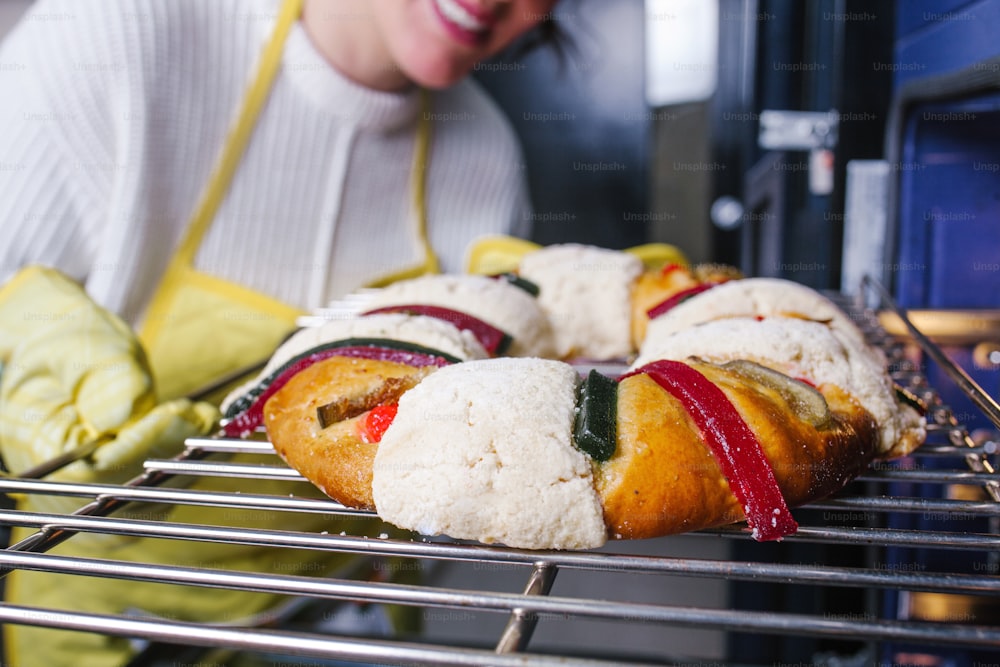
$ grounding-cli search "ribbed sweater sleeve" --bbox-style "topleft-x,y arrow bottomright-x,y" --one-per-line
0,0 -> 117,284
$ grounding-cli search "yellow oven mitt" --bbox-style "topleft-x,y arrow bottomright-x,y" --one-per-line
464,234 -> 689,275
0,268 -> 387,667
0,266 -> 218,526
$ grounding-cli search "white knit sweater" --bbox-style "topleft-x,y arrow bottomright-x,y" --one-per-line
0,0 -> 531,324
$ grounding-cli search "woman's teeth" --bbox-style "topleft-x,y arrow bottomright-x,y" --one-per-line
434,0 -> 488,33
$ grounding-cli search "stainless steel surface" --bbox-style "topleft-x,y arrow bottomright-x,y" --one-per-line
864,275 -> 1000,432
1,279 -> 998,665
757,109 -> 839,150
878,309 -> 1000,346
9,438 -> 102,480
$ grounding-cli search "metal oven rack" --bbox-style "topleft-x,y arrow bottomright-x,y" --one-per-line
0,280 -> 998,666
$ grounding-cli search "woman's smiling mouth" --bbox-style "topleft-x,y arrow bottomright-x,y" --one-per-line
430,0 -> 496,45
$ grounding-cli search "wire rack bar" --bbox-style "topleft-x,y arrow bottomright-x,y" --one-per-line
1,585 -> 998,654
2,477 -> 998,524
141,458 -> 305,480
857,469 -> 1000,484
704,523 -> 999,549
2,511 -> 998,597
0,447 -> 212,568
0,479 -> 351,514
862,276 -> 1000,431
494,563 -> 558,654
4,504 -> 1000,556
0,603 -> 650,667
140,453 -> 1000,486
813,494 -> 1000,516
2,547 -> 999,652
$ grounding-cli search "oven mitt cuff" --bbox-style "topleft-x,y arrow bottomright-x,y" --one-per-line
463,234 -> 541,275
0,266 -> 219,525
463,235 -> 689,275
89,398 -> 219,476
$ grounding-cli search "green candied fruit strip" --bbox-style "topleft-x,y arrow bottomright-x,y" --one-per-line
494,272 -> 541,297
573,369 -> 618,462
720,359 -> 831,428
222,337 -> 461,419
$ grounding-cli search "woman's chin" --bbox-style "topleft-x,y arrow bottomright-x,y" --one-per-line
398,57 -> 475,90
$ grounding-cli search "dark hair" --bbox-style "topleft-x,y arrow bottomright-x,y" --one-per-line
510,16 -> 575,62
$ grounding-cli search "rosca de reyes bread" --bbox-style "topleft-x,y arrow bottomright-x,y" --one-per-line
219,242 -> 926,550
263,355 -> 436,509
511,242 -> 742,360
515,243 -> 645,360
219,275 -> 554,505
461,236 -> 744,360
357,273 -> 556,358
218,312 -> 490,508
371,356 -> 880,547
638,276 -> 882,364
629,261 -> 743,348
373,358 -> 608,549
219,311 -> 489,420
634,277 -> 925,458
606,361 -> 877,540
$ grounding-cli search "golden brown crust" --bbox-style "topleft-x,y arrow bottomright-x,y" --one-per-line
882,417 -> 926,460
263,356 -> 433,509
629,265 -> 743,350
265,353 -> 880,542
630,267 -> 701,349
596,362 -> 879,539
691,263 -> 744,284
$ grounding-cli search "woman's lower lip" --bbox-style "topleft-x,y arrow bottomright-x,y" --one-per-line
429,0 -> 489,46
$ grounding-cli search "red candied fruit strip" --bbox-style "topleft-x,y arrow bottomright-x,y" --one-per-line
358,404 -> 399,443
222,346 -> 451,438
620,359 -> 798,541
362,304 -> 512,356
645,283 -> 717,320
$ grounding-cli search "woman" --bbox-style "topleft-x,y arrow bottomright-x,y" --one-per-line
0,0 -> 561,664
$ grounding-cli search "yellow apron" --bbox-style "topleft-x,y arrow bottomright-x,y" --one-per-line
6,0 -> 434,663
140,2 -> 438,402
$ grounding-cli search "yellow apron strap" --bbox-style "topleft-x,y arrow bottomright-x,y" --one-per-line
140,0 -> 303,347
412,89 -> 439,275
365,90 -> 438,288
